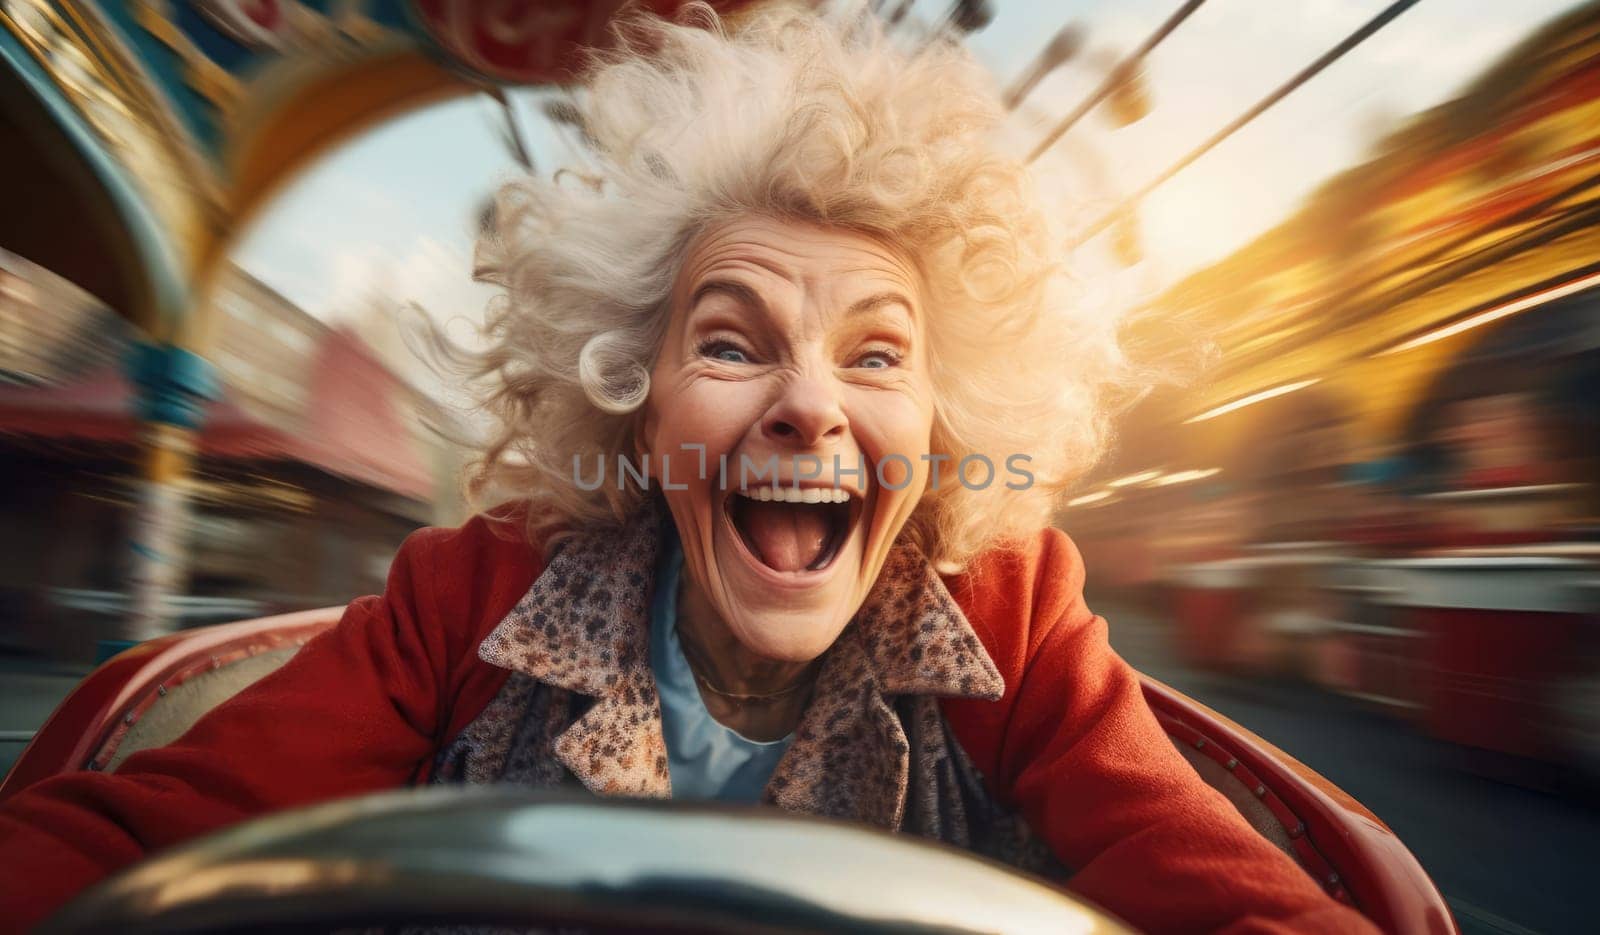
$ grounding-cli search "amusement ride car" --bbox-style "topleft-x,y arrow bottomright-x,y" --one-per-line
0,609 -> 1457,934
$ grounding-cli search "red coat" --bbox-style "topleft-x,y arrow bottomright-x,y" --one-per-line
0,513 -> 1376,933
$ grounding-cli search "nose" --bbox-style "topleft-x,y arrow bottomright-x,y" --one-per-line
762,375 -> 848,449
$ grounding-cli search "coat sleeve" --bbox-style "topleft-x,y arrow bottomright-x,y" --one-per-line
0,525 -> 463,933
984,530 -> 1381,934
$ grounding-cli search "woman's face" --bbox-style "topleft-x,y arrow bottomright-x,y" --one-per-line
641,215 -> 936,662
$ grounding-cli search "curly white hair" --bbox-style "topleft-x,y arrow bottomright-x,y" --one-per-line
446,2 -> 1130,567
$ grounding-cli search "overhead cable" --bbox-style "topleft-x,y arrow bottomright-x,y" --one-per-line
1069,0 -> 1426,246
1026,0 -> 1210,164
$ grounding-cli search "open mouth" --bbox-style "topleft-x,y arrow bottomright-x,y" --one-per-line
726,486 -> 859,574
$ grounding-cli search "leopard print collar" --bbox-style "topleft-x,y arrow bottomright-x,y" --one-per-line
476,498 -> 1004,825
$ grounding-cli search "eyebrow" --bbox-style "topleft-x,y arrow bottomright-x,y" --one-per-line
845,291 -> 915,320
689,280 -> 914,321
689,279 -> 766,316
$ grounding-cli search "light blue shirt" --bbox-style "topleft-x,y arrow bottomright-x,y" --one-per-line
649,527 -> 793,802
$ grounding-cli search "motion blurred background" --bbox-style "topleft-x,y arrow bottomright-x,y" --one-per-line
2,1 -> 1597,932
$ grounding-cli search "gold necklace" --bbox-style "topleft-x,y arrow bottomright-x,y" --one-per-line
677,628 -> 818,705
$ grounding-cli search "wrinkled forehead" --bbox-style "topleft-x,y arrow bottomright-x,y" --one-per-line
673,215 -> 925,312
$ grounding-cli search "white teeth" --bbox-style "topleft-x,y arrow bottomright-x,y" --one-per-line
737,487 -> 851,504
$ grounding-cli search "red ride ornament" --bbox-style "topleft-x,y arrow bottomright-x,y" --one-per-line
194,0 -> 290,48
410,0 -> 740,85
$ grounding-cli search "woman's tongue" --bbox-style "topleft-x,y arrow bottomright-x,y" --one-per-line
741,501 -> 830,572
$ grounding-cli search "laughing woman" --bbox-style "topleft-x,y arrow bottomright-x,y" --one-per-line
0,7 -> 1376,933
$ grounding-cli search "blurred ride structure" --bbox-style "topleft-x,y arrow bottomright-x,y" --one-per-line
1006,15 -> 1159,267
0,253 -> 461,662
0,0 -> 763,655
1067,3 -> 1600,785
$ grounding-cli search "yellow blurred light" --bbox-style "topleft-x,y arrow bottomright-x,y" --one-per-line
1108,470 -> 1162,487
1183,379 -> 1321,424
1151,467 -> 1220,486
1376,269 -> 1600,356
1067,490 -> 1113,507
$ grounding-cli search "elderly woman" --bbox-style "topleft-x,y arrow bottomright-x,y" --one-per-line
0,7 -> 1375,934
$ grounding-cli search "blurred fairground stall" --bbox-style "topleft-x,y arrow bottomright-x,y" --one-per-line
1068,4 -> 1600,782
0,0 -> 771,660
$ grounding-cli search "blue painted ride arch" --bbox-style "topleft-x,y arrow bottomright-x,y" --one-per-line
0,22 -> 188,335
1,0 -> 725,335
91,0 -> 424,158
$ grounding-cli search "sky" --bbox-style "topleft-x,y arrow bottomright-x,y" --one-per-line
230,0 -> 1589,385
960,0 -> 1582,281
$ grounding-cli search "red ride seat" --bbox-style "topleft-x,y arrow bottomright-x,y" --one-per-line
1143,678 -> 1455,935
1,612 -> 1455,935
0,609 -> 342,795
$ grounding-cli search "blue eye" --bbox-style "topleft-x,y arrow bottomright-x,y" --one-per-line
699,340 -> 751,364
855,350 -> 901,370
